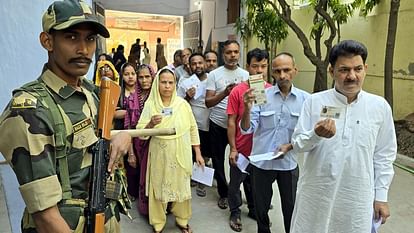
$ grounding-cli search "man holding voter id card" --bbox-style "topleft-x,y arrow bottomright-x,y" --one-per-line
241,52 -> 309,233
290,40 -> 397,233
226,48 -> 272,232
206,40 -> 249,210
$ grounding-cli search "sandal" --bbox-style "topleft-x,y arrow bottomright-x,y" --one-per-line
229,215 -> 242,232
153,228 -> 163,233
217,197 -> 228,209
196,185 -> 206,197
176,224 -> 193,233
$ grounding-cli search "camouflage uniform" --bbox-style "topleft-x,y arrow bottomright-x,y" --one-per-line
0,66 -> 120,232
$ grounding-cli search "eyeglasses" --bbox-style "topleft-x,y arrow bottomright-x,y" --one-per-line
100,66 -> 111,72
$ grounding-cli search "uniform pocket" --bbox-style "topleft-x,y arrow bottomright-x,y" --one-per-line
58,205 -> 83,230
72,118 -> 98,149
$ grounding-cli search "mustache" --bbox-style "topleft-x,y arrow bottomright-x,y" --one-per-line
344,80 -> 358,84
69,57 -> 92,64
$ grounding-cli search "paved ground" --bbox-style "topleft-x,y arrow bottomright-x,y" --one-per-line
1,154 -> 413,233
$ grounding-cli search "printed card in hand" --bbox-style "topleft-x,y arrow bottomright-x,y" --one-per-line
181,76 -> 203,99
249,74 -> 267,105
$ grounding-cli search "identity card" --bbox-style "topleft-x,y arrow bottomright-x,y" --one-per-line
320,106 -> 342,119
249,74 -> 267,105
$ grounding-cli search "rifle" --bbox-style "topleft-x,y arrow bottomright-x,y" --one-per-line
85,78 -> 176,232
85,78 -> 120,233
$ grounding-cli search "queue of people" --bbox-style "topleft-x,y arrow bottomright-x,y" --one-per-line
0,1 -> 397,233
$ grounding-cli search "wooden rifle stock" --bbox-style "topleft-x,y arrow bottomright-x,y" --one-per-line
85,78 -> 120,233
110,128 -> 176,137
98,78 -> 121,139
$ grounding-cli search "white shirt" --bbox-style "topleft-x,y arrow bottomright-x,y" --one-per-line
177,74 -> 210,131
290,88 -> 397,233
206,66 -> 249,128
174,65 -> 190,84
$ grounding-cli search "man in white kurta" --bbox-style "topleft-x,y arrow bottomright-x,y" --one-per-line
291,40 -> 397,233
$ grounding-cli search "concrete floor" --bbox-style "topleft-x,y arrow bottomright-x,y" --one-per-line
1,154 -> 413,233
119,165 -> 414,233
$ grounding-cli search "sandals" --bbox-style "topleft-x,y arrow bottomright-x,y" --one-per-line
229,215 -> 242,232
176,224 -> 193,233
217,197 -> 228,209
196,185 -> 206,197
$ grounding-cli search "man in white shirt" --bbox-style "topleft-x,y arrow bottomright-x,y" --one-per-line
177,53 -> 211,197
290,40 -> 397,233
205,40 -> 249,210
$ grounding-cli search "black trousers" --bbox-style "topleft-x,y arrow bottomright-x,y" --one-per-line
251,165 -> 299,233
198,129 -> 211,158
228,164 -> 254,216
209,120 -> 229,198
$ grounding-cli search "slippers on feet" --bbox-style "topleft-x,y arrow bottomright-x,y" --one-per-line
218,197 -> 228,209
229,216 -> 242,232
153,228 -> 162,233
176,224 -> 193,233
196,187 -> 206,197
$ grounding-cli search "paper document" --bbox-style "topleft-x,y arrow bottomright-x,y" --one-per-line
249,151 -> 284,163
249,74 -> 267,105
191,163 -> 215,186
180,76 -> 204,100
371,216 -> 382,233
236,153 -> 249,173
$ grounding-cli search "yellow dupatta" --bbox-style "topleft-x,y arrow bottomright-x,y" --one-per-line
95,60 -> 120,86
137,67 -> 194,174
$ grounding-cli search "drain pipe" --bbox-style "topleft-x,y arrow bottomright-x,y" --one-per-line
394,162 -> 414,174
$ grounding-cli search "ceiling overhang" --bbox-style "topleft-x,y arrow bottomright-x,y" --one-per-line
94,0 -> 189,16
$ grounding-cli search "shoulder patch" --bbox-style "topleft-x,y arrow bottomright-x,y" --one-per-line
11,93 -> 37,109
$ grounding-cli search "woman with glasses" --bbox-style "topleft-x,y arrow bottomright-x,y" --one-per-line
94,60 -> 119,86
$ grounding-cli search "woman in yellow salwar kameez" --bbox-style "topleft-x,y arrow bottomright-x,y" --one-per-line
137,68 -> 204,233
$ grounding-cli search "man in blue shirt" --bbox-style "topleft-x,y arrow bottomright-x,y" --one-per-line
240,52 -> 309,233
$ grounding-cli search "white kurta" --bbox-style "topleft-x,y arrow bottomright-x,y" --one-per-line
291,89 -> 397,233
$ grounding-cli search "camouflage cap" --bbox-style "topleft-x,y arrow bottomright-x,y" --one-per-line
42,0 -> 110,38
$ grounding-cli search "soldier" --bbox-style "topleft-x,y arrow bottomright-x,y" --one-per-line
0,1 -> 131,233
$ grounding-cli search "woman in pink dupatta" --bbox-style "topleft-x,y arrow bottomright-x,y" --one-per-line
115,63 -> 155,216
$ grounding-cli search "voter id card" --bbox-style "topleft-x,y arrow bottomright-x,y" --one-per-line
320,106 -> 342,119
162,108 -> 173,116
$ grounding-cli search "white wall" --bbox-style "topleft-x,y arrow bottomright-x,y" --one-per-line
0,0 -> 93,111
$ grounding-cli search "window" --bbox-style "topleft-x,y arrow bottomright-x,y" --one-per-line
227,0 -> 240,24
